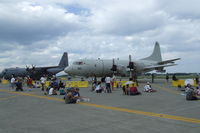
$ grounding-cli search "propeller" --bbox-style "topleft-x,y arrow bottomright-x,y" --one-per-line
26,64 -> 36,73
26,65 -> 30,71
127,55 -> 136,80
31,64 -> 36,71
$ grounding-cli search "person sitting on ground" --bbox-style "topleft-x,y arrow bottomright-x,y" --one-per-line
185,85 -> 198,100
48,87 -> 57,95
65,91 -> 77,104
129,83 -> 141,95
63,87 -> 73,99
59,88 -> 66,95
95,82 -> 103,93
144,82 -> 156,92
73,88 -> 90,102
185,84 -> 192,92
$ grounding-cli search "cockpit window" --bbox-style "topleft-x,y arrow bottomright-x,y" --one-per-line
73,61 -> 84,65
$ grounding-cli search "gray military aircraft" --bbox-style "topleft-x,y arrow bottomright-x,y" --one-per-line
0,52 -> 68,80
64,42 -> 180,77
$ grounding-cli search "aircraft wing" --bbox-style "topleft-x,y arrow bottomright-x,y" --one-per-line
143,63 -> 177,71
35,66 -> 58,70
158,58 -> 181,65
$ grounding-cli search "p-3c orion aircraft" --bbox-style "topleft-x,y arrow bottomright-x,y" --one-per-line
64,42 -> 180,77
0,52 -> 68,80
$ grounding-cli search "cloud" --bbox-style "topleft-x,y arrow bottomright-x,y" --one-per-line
159,0 -> 200,19
0,0 -> 200,73
88,0 -> 167,35
0,2 -> 85,44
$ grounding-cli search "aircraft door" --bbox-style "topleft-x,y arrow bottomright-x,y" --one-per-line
94,59 -> 104,76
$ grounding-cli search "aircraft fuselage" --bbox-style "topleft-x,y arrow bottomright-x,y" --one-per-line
64,59 -> 157,77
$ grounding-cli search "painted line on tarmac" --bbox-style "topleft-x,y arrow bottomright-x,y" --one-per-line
1,89 -> 200,124
0,89 -> 63,102
79,102 -> 200,124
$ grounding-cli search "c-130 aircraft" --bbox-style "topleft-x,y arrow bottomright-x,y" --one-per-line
64,42 -> 180,77
0,52 -> 68,80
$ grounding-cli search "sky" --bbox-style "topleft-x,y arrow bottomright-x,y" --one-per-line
0,0 -> 200,73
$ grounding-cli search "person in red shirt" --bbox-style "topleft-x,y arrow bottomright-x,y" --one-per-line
129,83 -> 141,95
27,76 -> 33,91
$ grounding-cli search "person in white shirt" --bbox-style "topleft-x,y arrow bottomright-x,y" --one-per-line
105,76 -> 112,93
48,88 -> 54,95
40,76 -> 46,91
95,82 -> 103,93
10,75 -> 15,90
48,87 -> 57,95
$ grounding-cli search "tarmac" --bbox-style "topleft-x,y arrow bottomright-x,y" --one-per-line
0,79 -> 200,133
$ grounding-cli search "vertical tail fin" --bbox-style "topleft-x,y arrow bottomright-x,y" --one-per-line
58,52 -> 68,68
141,42 -> 162,62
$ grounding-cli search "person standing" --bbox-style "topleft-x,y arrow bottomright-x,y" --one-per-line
40,76 -> 46,91
111,75 -> 116,91
195,74 -> 199,85
172,74 -> 177,81
151,73 -> 155,83
10,75 -> 16,90
27,76 -> 33,91
105,76 -> 112,93
166,73 -> 169,82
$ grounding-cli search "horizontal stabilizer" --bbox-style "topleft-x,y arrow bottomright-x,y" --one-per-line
144,64 -> 177,71
158,58 -> 181,65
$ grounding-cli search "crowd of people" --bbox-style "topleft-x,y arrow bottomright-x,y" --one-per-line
7,74 -> 90,104
3,73 -> 200,104
91,75 -> 158,96
9,75 -> 34,91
